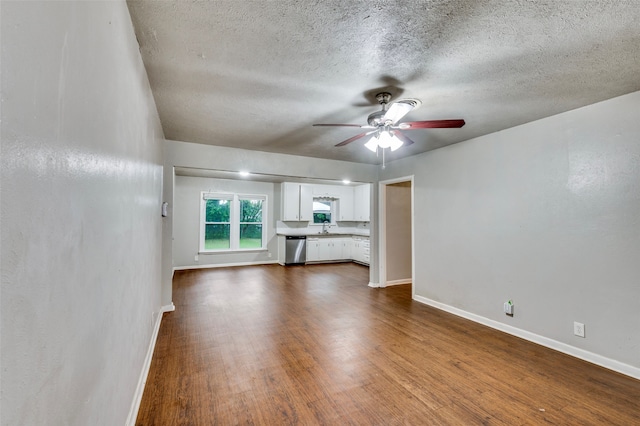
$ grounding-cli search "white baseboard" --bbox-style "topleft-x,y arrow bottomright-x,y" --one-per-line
173,260 -> 279,271
413,295 -> 640,380
162,302 -> 175,312
368,281 -> 380,288
383,278 -> 412,287
126,303 -> 175,426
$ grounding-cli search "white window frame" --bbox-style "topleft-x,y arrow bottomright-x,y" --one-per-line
311,197 -> 336,226
200,192 -> 268,253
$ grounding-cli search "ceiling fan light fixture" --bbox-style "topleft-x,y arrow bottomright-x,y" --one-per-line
389,134 -> 404,151
377,130 -> 395,149
364,136 -> 379,152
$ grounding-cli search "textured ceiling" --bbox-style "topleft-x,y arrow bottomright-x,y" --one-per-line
127,0 -> 640,165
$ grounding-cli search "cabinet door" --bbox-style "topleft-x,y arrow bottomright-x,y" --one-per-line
282,183 -> 300,221
337,186 -> 354,221
343,238 -> 353,260
299,184 -> 313,221
352,238 -> 361,262
318,239 -> 332,261
361,238 -> 370,265
354,184 -> 371,221
333,238 -> 350,259
306,239 -> 320,261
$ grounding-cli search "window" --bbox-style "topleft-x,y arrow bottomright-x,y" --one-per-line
313,198 -> 335,224
203,196 -> 232,249
239,198 -> 263,249
201,193 -> 267,252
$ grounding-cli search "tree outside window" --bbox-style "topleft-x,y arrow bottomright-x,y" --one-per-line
204,198 -> 231,249
313,199 -> 333,224
239,199 -> 263,249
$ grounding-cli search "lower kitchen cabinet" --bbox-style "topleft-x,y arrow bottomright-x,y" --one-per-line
306,238 -> 320,262
306,236 -> 368,265
352,236 -> 370,264
318,239 -> 333,261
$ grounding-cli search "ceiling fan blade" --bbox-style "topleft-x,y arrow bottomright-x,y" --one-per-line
391,130 -> 415,146
335,130 -> 376,147
383,100 -> 417,124
400,119 -> 466,129
313,123 -> 364,128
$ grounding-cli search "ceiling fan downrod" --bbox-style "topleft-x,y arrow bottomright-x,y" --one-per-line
367,92 -> 392,126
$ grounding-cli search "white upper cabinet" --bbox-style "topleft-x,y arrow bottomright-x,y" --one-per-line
299,184 -> 313,221
337,185 -> 354,221
283,182 -> 370,222
354,184 -> 371,222
282,182 -> 300,221
282,182 -> 313,221
312,184 -> 339,198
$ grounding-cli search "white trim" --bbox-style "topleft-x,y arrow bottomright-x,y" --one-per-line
384,278 -> 412,287
377,182 -> 387,288
162,302 -> 176,312
173,260 -> 279,271
126,303 -> 175,426
199,248 -> 268,255
413,295 -> 640,381
368,281 -> 380,288
377,175 -> 414,292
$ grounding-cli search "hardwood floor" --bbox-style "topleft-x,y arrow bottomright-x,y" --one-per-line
136,263 -> 640,425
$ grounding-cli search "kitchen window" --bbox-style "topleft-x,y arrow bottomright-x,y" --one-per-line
313,198 -> 335,225
201,193 -> 267,252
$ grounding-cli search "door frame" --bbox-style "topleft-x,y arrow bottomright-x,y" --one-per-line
378,175 -> 414,295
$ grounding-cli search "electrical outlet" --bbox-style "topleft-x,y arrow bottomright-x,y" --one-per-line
268,252 -> 272,258
574,321 -> 585,338
194,254 -> 199,262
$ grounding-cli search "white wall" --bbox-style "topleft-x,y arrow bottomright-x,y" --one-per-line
1,2 -> 164,425
380,91 -> 640,375
174,176 -> 277,268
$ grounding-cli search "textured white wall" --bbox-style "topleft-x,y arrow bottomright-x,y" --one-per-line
1,2 -> 164,425
173,176 -> 277,267
381,91 -> 640,372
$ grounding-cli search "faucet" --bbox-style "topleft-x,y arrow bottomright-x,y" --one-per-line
322,220 -> 330,234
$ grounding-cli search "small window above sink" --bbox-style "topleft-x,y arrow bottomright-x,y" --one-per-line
313,198 -> 335,225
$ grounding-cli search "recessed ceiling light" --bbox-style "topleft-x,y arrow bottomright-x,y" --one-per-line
239,171 -> 250,177
342,179 -> 351,185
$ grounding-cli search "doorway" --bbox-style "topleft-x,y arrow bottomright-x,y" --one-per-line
379,176 -> 414,292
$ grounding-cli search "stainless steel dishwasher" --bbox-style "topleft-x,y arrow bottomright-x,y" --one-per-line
285,236 -> 307,265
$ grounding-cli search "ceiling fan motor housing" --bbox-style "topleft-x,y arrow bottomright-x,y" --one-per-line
375,92 -> 392,105
367,110 -> 387,126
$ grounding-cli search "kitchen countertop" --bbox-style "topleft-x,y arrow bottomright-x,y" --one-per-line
277,232 -> 369,237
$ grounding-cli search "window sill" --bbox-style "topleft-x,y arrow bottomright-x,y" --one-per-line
199,248 -> 268,255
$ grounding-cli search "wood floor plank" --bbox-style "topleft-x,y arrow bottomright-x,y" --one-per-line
136,263 -> 640,425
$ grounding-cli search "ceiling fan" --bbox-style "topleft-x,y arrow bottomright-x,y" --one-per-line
313,92 -> 465,153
